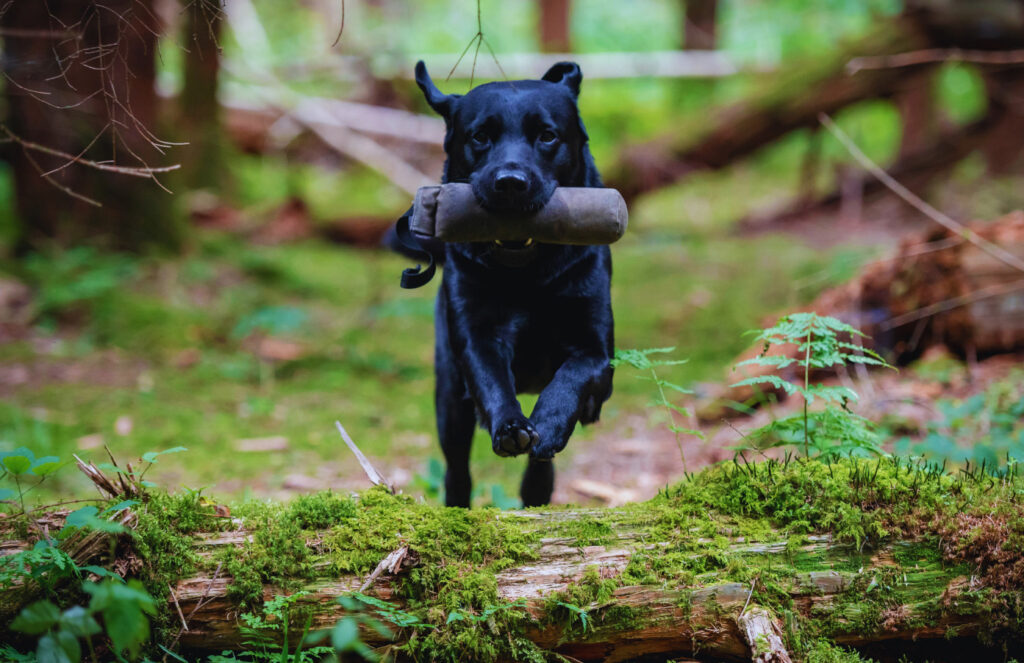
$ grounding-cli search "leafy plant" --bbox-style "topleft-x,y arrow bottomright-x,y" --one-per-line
445,598 -> 530,627
1,446 -> 176,662
553,601 -> 590,634
210,592 -> 335,663
304,593 -> 400,662
231,306 -> 308,340
21,247 -> 137,323
731,313 -> 894,458
893,371 -> 1024,470
95,446 -> 188,492
10,579 -> 156,663
612,347 -> 703,472
1,446 -> 64,515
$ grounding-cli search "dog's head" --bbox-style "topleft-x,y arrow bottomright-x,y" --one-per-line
416,61 -> 598,216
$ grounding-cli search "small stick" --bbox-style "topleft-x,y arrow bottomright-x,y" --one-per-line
335,421 -> 393,493
848,48 -> 1024,74
818,113 -> 1024,276
169,583 -> 189,631
740,578 -> 756,617
165,563 -> 223,660
359,546 -> 409,592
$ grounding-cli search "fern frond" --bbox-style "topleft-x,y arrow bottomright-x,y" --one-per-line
731,375 -> 797,395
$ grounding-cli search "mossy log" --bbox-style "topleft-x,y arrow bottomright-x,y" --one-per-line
4,458 -> 1024,662
172,525 -> 987,661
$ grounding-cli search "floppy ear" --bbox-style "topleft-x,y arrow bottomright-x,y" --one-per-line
415,60 -> 455,119
541,61 -> 582,97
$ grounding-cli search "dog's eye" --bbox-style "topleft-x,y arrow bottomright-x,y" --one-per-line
471,131 -> 490,145
538,130 -> 558,144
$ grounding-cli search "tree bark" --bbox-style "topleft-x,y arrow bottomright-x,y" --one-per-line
0,0 -> 183,253
3,495 -> 1017,662
179,0 -> 227,192
165,531 -> 992,661
683,0 -> 718,51
537,0 -> 572,53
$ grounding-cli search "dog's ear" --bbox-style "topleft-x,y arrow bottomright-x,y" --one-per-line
541,61 -> 582,98
415,61 -> 455,119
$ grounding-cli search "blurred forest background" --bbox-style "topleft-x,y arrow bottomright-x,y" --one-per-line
1,0 -> 1023,507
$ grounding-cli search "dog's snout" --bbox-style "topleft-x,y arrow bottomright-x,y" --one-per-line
494,169 -> 529,194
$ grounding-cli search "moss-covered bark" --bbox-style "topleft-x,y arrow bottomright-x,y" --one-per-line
4,458 -> 1024,662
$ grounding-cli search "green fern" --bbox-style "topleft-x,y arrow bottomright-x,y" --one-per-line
612,347 -> 704,473
732,313 -> 894,458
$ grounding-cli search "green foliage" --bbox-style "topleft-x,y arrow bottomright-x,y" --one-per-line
732,312 -> 894,458
82,580 -> 157,659
0,446 -> 66,516
209,592 -> 335,663
21,248 -> 137,324
1,446 -> 173,662
10,579 -> 155,663
803,638 -> 876,662
231,307 -> 308,340
894,371 -> 1024,471
612,347 -> 703,471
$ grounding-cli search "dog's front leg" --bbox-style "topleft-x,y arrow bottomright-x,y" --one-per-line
453,334 -> 540,457
529,354 -> 613,460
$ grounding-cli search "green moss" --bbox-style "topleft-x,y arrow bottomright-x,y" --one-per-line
804,638 -> 877,662
132,490 -> 223,640
118,457 -> 1024,660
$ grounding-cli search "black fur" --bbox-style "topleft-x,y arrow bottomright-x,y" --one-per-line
396,61 -> 614,508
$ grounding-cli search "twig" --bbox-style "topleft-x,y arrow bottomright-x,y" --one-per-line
169,583 -> 189,631
0,27 -> 78,39
880,278 -> 1024,331
330,0 -> 345,47
335,421 -> 393,493
1,124 -> 179,178
359,546 -> 411,592
73,454 -> 120,499
165,562 -> 223,661
848,48 -> 1024,74
818,113 -> 1024,276
739,578 -> 756,616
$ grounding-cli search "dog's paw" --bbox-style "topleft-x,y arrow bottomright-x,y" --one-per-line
492,417 -> 539,457
528,442 -> 560,461
579,394 -> 601,424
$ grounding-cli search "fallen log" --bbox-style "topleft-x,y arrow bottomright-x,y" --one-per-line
607,0 -> 1024,203
703,212 -> 1024,416
4,457 -> 1024,662
737,112 -> 998,234
605,19 -> 931,202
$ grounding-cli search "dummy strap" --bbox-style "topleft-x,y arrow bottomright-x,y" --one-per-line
396,207 -> 437,289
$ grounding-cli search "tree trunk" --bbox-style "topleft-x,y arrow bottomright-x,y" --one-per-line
0,0 -> 183,253
980,70 -> 1024,174
4,458 -> 1024,662
179,0 -> 227,192
683,0 -> 718,50
895,71 -> 938,159
537,0 -> 572,53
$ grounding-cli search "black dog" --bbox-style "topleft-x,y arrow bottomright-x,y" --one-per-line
394,60 -> 614,508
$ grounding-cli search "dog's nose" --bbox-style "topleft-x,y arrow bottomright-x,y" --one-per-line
494,170 -> 529,194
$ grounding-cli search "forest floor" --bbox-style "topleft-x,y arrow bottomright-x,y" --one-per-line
2,152 -> 1022,508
